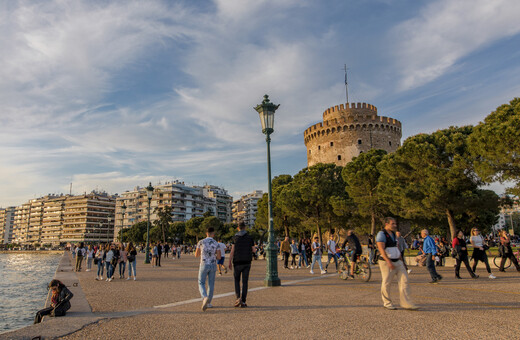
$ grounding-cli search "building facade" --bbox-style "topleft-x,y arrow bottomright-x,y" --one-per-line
493,198 -> 520,234
8,192 -> 116,246
304,102 -> 402,167
114,181 -> 232,241
232,190 -> 263,228
0,207 -> 15,244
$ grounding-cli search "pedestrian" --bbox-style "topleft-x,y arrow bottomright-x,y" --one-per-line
228,222 -> 255,308
342,230 -> 362,278
498,230 -> 520,272
436,240 -> 448,266
279,236 -> 291,269
151,243 -> 158,267
156,242 -> 162,267
75,243 -> 85,272
310,236 -> 326,275
470,228 -> 496,279
421,229 -> 443,284
368,234 -> 375,264
126,242 -> 137,280
34,280 -> 73,324
86,245 -> 94,272
395,231 -> 410,274
452,230 -> 477,279
94,243 -> 105,280
325,234 -> 338,273
105,244 -> 115,282
164,243 -> 170,258
305,238 -> 312,264
217,239 -> 227,275
195,227 -> 221,311
376,217 -> 417,310
298,239 -> 309,268
290,239 -> 299,269
119,244 -> 128,279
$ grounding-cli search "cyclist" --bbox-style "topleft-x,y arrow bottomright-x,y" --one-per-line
341,230 -> 362,278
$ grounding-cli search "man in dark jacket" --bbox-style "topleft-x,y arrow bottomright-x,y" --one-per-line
228,222 -> 256,308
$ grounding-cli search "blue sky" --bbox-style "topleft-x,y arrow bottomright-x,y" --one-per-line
1,0 -> 520,207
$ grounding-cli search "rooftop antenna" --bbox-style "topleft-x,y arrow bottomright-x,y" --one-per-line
344,64 -> 349,104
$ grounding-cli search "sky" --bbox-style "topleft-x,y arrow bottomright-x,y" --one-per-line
1,0 -> 520,207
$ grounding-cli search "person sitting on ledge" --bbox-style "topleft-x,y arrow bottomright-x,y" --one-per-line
34,279 -> 73,324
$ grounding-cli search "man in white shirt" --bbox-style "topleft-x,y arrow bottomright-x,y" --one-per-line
195,227 -> 222,311
217,239 -> 227,275
325,234 -> 338,272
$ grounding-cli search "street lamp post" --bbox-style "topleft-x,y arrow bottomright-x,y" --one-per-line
107,215 -> 112,243
254,94 -> 281,287
120,203 -> 127,242
144,182 -> 154,264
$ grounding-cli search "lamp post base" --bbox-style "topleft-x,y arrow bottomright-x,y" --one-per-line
264,241 -> 281,287
144,247 -> 150,264
264,277 -> 281,287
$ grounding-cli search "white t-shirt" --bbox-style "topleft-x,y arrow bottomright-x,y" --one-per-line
327,240 -> 336,254
471,235 -> 484,248
218,243 -> 226,258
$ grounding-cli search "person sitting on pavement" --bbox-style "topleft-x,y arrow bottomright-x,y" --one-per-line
34,279 -> 73,324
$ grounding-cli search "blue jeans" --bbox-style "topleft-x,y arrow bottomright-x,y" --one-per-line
311,254 -> 323,271
299,252 -> 308,267
97,260 -> 104,277
426,254 -> 441,281
326,253 -> 338,270
119,261 -> 126,276
128,260 -> 137,277
105,262 -> 114,279
198,263 -> 217,302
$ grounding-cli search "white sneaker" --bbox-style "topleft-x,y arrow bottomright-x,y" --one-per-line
320,270 -> 326,274
202,297 -> 209,311
108,278 -> 112,282
95,277 -> 99,281
310,270 -> 314,274
106,278 -> 109,281
208,303 -> 213,308
100,276 -> 103,280
489,274 -> 496,279
290,266 -> 294,269
134,277 -> 136,281
297,266 -> 301,269
126,277 -> 130,280
407,269 -> 412,274
306,265 -> 310,268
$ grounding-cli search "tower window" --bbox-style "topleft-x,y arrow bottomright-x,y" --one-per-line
318,146 -> 321,150
389,141 -> 392,146
330,142 -> 334,147
358,139 -> 362,145
337,155 -> 341,161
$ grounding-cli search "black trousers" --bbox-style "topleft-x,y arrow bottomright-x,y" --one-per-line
455,256 -> 476,278
157,254 -> 161,266
472,250 -> 491,274
500,253 -> 520,271
233,263 -> 251,303
283,252 -> 290,268
34,306 -> 67,324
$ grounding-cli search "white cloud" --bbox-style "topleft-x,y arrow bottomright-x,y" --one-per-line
393,0 -> 520,90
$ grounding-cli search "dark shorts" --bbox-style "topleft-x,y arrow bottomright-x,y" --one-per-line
217,257 -> 225,265
350,251 -> 361,263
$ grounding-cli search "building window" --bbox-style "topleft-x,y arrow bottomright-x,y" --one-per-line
309,150 -> 311,154
337,155 -> 341,161
389,141 -> 392,146
358,139 -> 362,145
330,142 -> 334,147
318,145 -> 321,150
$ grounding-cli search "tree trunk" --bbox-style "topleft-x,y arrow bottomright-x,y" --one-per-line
371,211 -> 376,236
161,224 -> 166,244
283,216 -> 289,237
446,209 -> 457,240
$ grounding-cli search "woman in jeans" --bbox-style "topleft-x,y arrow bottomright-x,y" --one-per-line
470,228 -> 496,279
118,244 -> 128,279
499,230 -> 520,272
105,244 -> 115,282
290,239 -> 299,269
86,245 -> 94,272
452,230 -> 477,279
95,243 -> 105,280
298,239 -> 309,268
127,242 -> 137,280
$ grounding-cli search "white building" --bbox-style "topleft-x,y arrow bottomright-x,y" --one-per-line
232,190 -> 263,228
0,207 -> 15,244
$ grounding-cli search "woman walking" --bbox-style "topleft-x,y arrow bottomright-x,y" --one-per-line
470,228 -> 496,279
499,230 -> 520,272
119,244 -> 128,279
86,245 -> 94,272
95,243 -> 105,280
452,230 -> 478,279
298,239 -> 309,268
105,244 -> 115,282
290,239 -> 299,269
127,242 -> 137,280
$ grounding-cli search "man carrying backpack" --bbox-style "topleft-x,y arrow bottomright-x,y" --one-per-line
228,222 -> 256,308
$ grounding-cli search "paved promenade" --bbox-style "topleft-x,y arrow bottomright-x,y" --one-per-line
2,253 -> 519,339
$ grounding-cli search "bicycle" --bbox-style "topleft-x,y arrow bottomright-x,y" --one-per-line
493,250 -> 520,269
337,250 -> 371,282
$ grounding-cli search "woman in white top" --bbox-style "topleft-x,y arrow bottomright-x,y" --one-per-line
470,228 -> 496,279
118,244 -> 128,279
86,245 -> 95,272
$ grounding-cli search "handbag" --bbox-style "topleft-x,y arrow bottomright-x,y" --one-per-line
128,254 -> 135,263
94,258 -> 99,265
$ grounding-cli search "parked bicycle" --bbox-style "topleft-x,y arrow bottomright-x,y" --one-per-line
337,250 -> 371,282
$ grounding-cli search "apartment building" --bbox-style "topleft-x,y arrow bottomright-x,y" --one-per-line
0,207 -> 15,244
493,198 -> 520,233
114,181 -> 233,241
9,192 -> 116,246
232,190 -> 263,228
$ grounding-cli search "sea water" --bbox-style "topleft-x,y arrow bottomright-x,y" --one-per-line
0,252 -> 61,334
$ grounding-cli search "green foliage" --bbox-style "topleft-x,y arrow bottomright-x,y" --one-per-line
185,216 -> 205,242
123,221 -> 148,244
200,216 -> 223,235
153,206 -> 174,243
149,225 -> 163,242
470,98 -> 520,196
342,149 -> 387,235
169,221 -> 186,243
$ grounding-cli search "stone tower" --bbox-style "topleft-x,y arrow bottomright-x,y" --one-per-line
304,102 -> 402,167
